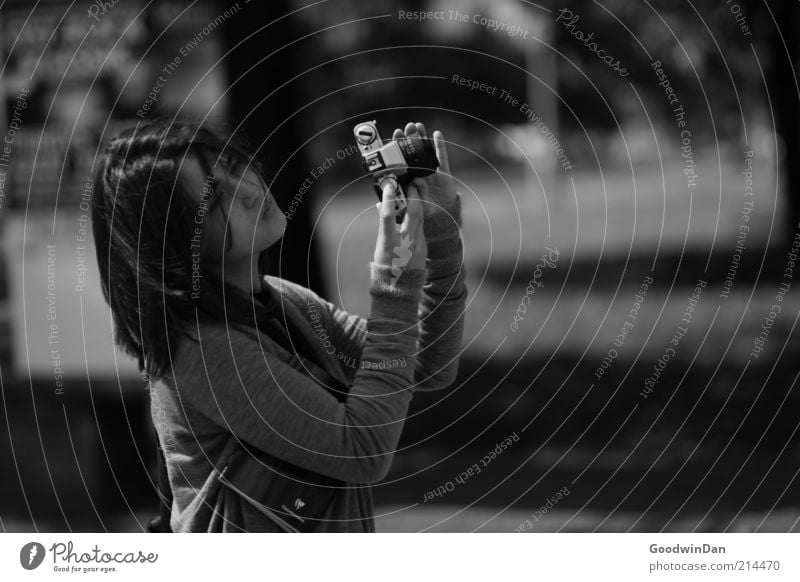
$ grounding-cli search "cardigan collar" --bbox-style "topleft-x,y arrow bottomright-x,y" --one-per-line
257,275 -> 351,396
193,273 -> 350,395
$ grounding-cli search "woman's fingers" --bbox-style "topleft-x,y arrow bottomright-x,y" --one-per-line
412,204 -> 425,243
411,177 -> 430,212
433,130 -> 450,174
407,189 -> 427,270
379,180 -> 400,229
411,177 -> 428,195
400,182 -> 423,236
374,182 -> 401,267
415,206 -> 427,253
398,122 -> 426,136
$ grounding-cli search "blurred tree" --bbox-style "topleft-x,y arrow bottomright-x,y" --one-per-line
554,0 -> 761,140
554,0 -> 796,238
279,0 -> 796,238
767,0 -> 800,237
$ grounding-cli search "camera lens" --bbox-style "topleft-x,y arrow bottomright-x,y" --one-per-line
397,132 -> 439,178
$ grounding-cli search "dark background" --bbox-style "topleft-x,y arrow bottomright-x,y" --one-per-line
0,0 -> 798,532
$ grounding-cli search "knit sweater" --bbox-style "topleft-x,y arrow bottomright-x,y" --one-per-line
148,193 -> 466,532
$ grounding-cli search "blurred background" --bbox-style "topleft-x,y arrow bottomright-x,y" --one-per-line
1,0 -> 799,532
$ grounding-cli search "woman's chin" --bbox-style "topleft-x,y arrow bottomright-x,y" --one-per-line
259,215 -> 287,248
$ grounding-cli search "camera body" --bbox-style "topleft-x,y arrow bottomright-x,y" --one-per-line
353,120 -> 439,218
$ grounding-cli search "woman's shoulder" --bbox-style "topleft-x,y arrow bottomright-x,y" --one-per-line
168,278 -> 328,378
262,274 -> 327,311
170,320 -> 259,374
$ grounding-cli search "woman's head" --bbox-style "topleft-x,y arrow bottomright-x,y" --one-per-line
91,118 -> 285,378
176,140 -> 286,265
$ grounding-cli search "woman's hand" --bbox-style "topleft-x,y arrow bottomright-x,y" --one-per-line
392,122 -> 457,219
374,180 -> 427,272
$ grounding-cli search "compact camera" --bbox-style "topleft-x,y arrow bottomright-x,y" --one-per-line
353,120 -> 439,221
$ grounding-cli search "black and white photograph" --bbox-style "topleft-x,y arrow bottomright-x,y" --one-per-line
0,0 -> 798,578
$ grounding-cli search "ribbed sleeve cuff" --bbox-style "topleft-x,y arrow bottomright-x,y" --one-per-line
369,262 -> 427,303
423,192 -> 462,244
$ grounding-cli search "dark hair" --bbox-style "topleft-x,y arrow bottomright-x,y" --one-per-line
91,118 -> 272,380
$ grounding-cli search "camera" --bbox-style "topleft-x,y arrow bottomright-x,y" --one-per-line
353,120 -> 439,220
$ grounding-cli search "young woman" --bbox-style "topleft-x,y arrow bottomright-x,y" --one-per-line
92,118 -> 466,532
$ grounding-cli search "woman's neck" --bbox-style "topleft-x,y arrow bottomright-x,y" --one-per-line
212,254 -> 263,296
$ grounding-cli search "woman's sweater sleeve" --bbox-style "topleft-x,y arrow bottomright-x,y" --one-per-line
318,193 -> 467,390
174,264 -> 427,484
414,192 -> 467,390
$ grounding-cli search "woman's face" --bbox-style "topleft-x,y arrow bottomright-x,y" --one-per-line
180,152 -> 286,265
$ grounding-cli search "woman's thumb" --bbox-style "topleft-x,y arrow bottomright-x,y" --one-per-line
381,178 -> 398,202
